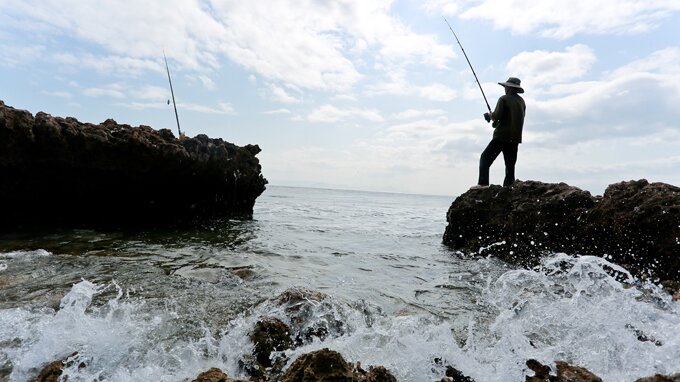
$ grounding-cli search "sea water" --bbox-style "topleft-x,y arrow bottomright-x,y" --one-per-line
0,186 -> 678,381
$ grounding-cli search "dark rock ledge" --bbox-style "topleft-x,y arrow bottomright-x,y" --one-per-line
443,179 -> 680,282
0,100 -> 267,230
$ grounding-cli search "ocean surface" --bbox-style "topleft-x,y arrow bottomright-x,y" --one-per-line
0,185 -> 678,381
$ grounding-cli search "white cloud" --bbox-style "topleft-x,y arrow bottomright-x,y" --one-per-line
418,83 -> 458,101
135,85 -> 169,101
518,47 -> 680,145
0,44 -> 44,67
366,68 -> 458,101
262,108 -> 292,115
425,0 -> 680,38
0,1 -> 454,92
308,105 -> 384,123
53,53 -> 162,76
118,100 -> 235,115
268,84 -> 301,104
392,109 -> 446,120
83,84 -> 126,98
197,75 -> 216,90
41,90 -> 72,99
332,94 -> 359,102
181,102 -> 236,115
506,44 -> 596,86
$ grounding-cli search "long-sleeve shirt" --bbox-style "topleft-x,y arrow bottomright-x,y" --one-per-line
490,93 -> 526,143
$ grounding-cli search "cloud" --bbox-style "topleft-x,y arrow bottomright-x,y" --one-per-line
181,102 -> 236,115
0,1 -> 454,92
425,0 -> 680,38
83,84 -> 126,98
506,44 -> 596,86
197,75 -> 216,90
41,90 -> 72,99
268,84 -> 301,104
53,53 -> 163,76
517,47 -> 680,146
262,108 -> 292,115
366,68 -> 458,101
135,85 -> 169,101
0,44 -> 44,67
392,109 -> 446,119
117,101 -> 235,115
419,83 -> 458,101
308,105 -> 384,123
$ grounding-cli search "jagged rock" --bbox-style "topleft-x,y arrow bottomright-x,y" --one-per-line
524,360 -> 602,382
275,288 -> 344,345
0,100 -> 267,230
442,365 -> 476,382
249,317 -> 293,368
280,348 -> 396,382
554,361 -> 602,382
635,374 -> 680,382
363,366 -> 397,382
191,367 -> 248,382
34,359 -> 64,382
443,180 -> 680,280
34,352 -> 84,382
661,281 -> 680,300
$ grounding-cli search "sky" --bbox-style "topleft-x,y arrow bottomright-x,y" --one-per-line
1,0 -> 679,196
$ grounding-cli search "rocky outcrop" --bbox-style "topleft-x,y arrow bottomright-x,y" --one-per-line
191,368 -> 247,382
0,100 -> 267,230
635,374 -> 680,382
240,288 -> 347,380
34,352 -> 84,382
443,180 -> 680,281
525,359 -> 602,382
280,348 -> 397,382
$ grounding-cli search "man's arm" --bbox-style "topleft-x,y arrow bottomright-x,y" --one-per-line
485,97 -> 504,124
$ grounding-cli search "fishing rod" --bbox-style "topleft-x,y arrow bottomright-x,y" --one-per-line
163,51 -> 183,138
443,17 -> 494,124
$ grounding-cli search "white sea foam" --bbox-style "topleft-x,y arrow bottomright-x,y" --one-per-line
0,249 -> 51,258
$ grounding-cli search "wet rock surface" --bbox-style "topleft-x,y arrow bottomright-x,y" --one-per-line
443,180 -> 680,281
279,348 -> 397,382
250,317 -> 294,368
34,352 -> 84,382
241,288 -> 349,380
0,100 -> 267,230
635,374 -> 680,382
191,367 -> 247,382
525,359 -> 602,382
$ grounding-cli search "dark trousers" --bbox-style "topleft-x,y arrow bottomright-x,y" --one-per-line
478,139 -> 519,187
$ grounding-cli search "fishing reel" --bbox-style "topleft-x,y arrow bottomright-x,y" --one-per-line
483,112 -> 491,123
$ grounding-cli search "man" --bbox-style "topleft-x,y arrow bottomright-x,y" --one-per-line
473,77 -> 526,188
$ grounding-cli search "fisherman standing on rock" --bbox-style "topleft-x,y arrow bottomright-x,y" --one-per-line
472,77 -> 526,189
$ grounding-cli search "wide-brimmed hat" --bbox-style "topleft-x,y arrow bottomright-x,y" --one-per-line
498,77 -> 524,93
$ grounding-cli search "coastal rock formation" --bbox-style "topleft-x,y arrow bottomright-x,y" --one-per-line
635,374 -> 680,382
525,359 -> 602,382
0,100 -> 267,230
280,348 -> 397,382
191,368 -> 247,382
250,317 -> 293,368
240,288 -> 346,379
443,180 -> 680,280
